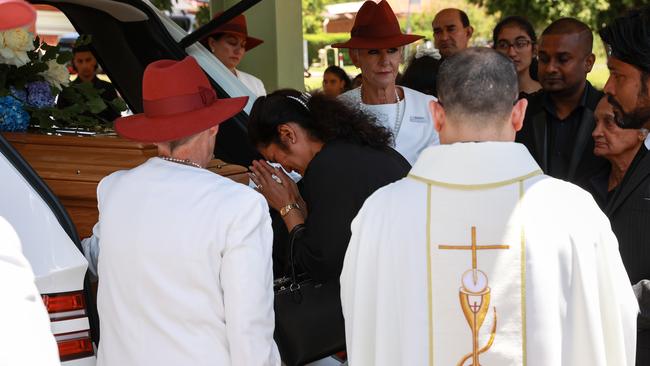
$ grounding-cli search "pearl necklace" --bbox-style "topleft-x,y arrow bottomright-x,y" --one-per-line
360,87 -> 403,145
160,156 -> 203,169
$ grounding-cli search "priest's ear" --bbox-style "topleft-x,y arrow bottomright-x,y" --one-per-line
430,99 -> 446,133
510,98 -> 527,132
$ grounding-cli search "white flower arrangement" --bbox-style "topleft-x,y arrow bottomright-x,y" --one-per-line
42,59 -> 70,90
0,28 -> 35,67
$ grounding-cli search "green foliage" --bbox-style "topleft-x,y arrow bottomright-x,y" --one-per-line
302,0 -> 324,34
303,33 -> 351,65
150,0 -> 172,11
468,0 -> 645,30
195,4 -> 211,28
32,82 -> 125,131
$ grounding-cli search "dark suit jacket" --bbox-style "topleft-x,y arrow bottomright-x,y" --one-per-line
606,145 -> 650,285
606,146 -> 650,364
516,82 -> 608,189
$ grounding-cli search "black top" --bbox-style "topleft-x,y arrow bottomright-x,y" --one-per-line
291,140 -> 411,281
543,90 -> 588,179
57,76 -> 121,122
606,144 -> 650,285
604,145 -> 650,363
516,82 -> 608,190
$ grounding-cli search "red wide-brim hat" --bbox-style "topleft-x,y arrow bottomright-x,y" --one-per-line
332,0 -> 423,49
201,13 -> 263,51
115,56 -> 248,143
0,0 -> 36,31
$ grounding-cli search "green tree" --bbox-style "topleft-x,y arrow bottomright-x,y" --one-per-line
150,0 -> 172,11
302,0 -> 324,33
468,0 -> 644,30
195,4 -> 211,28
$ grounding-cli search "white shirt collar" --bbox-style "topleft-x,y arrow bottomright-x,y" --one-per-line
644,133 -> 650,150
410,142 -> 542,185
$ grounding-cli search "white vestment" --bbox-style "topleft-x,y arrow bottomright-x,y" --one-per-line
339,86 -> 439,165
0,217 -> 60,366
236,69 -> 266,97
95,157 -> 279,366
341,142 -> 638,366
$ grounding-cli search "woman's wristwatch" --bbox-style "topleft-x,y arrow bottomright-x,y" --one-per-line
280,202 -> 301,217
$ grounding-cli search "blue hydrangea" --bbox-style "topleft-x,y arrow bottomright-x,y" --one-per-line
26,81 -> 55,108
9,86 -> 27,103
0,96 -> 30,132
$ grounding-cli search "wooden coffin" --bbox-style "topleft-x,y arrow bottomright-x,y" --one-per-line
3,132 -> 249,238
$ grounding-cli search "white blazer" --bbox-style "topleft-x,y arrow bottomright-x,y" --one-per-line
94,157 -> 280,366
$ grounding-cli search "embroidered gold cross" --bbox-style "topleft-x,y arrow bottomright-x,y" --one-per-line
438,226 -> 509,269
438,226 -> 509,366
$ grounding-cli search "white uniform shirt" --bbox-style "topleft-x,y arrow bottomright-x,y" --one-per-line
339,86 -> 439,165
341,142 -> 638,366
236,69 -> 266,97
0,217 -> 60,366
94,157 -> 279,366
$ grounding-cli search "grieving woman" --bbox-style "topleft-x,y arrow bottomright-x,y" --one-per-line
248,89 -> 410,281
493,16 -> 542,96
588,96 -> 648,208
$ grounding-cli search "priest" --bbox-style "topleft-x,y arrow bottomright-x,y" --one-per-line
340,48 -> 638,366
332,0 -> 439,165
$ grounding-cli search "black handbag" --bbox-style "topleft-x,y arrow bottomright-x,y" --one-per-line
273,225 -> 346,366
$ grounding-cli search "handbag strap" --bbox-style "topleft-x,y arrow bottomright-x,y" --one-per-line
288,224 -> 307,291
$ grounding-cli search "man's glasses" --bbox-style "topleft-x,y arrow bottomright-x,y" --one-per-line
495,39 -> 533,51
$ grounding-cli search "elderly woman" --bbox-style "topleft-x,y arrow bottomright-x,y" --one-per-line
332,0 -> 439,165
247,89 -> 409,281
589,96 -> 648,208
202,13 -> 266,96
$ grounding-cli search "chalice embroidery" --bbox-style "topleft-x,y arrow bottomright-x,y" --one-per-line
439,226 -> 509,366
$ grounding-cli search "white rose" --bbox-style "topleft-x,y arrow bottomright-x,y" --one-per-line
3,28 -> 34,52
41,59 -> 70,90
0,29 -> 34,67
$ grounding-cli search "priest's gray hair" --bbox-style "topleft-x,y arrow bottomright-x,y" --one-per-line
436,47 -> 518,125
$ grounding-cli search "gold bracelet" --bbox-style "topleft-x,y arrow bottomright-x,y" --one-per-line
280,203 -> 301,217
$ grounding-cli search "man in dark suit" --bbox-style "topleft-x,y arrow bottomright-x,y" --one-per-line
600,7 -> 650,365
516,18 -> 607,189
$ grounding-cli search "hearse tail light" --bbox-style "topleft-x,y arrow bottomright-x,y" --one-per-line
42,291 -> 94,361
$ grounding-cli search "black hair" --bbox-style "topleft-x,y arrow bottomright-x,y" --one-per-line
324,65 -> 352,91
542,18 -> 593,54
200,33 -> 226,49
437,48 -> 518,124
458,9 -> 470,28
492,16 -> 537,48
599,6 -> 650,74
492,15 -> 539,81
399,55 -> 442,97
351,74 -> 363,88
248,89 -> 392,149
71,42 -> 98,72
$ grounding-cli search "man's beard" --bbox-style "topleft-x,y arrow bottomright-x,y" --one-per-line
608,93 -> 650,129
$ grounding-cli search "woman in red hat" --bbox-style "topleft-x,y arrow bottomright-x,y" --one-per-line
333,0 -> 439,165
83,56 -> 280,366
202,13 -> 266,97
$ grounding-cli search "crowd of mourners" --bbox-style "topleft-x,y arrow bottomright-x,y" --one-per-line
3,0 -> 650,365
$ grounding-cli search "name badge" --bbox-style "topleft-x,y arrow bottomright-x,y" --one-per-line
410,116 -> 427,123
